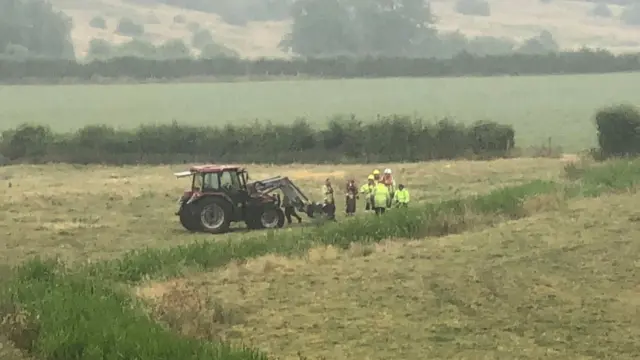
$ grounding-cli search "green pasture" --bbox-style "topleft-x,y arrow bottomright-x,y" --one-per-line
1,72 -> 639,151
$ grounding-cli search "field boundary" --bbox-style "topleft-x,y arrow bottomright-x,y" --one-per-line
0,117 -> 515,165
1,50 -> 639,83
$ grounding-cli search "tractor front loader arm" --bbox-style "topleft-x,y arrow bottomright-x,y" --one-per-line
249,176 -> 323,217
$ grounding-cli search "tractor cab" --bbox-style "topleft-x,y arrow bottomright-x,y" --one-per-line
175,164 -> 248,194
174,164 -> 285,234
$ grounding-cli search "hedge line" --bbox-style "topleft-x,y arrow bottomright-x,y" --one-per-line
1,49 -> 639,82
4,159 -> 640,360
0,115 -> 515,165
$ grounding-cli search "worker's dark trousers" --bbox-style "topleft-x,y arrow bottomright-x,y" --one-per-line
346,195 -> 356,215
323,203 -> 336,220
374,207 -> 386,215
284,206 -> 301,224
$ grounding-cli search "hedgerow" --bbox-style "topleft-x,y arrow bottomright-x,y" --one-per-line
0,116 -> 516,164
0,49 -> 639,82
2,159 -> 640,360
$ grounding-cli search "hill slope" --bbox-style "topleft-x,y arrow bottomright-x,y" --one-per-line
51,0 -> 640,59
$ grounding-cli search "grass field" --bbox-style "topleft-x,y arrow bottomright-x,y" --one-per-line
3,157 -> 640,359
138,192 -> 640,359
2,72 -> 640,151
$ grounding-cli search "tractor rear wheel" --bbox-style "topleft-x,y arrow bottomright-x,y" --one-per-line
195,197 -> 231,234
178,205 -> 202,232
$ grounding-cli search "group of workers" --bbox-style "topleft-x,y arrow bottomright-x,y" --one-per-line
321,168 -> 410,219
280,167 -> 410,225
353,168 -> 410,216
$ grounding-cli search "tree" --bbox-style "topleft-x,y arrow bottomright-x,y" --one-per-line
89,16 -> 107,29
115,39 -> 157,57
0,0 -> 75,58
116,17 -> 144,36
280,0 -> 357,57
517,30 -> 559,54
191,28 -> 214,49
282,0 -> 436,57
86,38 -> 112,60
157,39 -> 191,59
200,42 -> 238,58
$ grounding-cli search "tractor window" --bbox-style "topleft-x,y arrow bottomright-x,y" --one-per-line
220,170 -> 241,190
202,173 -> 220,191
193,174 -> 203,191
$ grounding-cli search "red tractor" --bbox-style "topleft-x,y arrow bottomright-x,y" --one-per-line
174,164 -> 323,234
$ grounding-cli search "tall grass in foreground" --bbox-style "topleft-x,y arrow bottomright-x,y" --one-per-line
1,259 -> 266,360
2,159 -> 640,360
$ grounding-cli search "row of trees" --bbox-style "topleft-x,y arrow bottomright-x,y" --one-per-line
0,116 -> 515,165
2,0 -> 633,62
281,0 -> 563,58
1,49 -> 638,81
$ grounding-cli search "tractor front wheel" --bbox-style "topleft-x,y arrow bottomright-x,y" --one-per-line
196,197 -> 231,234
178,205 -> 202,232
260,208 -> 285,229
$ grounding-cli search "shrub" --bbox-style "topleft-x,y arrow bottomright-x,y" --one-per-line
173,14 -> 186,24
89,16 -> 107,29
468,121 -> 515,158
595,104 -> 640,158
454,0 -> 491,16
116,17 -> 144,36
0,116 -> 515,165
0,124 -> 53,161
590,3 -> 613,18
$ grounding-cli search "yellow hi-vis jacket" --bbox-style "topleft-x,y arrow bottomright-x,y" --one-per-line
359,183 -> 373,196
372,182 -> 390,208
395,188 -> 410,204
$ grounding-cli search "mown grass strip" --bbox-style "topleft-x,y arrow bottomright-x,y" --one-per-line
93,179 -> 560,283
2,159 -> 640,360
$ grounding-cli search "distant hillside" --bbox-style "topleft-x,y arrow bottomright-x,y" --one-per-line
50,0 -> 640,59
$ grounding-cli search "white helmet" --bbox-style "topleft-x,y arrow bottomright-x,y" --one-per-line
384,168 -> 392,174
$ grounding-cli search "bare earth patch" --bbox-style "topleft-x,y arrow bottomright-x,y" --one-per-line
136,191 -> 640,359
